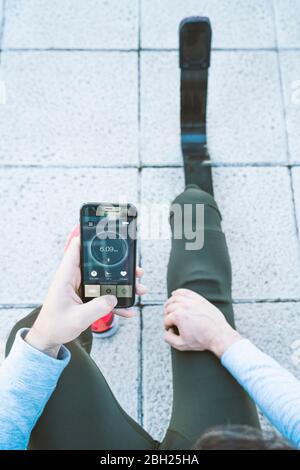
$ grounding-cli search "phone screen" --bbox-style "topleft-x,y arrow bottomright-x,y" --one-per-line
80,203 -> 137,308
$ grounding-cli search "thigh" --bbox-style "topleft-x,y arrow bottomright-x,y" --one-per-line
161,185 -> 259,449
6,309 -> 156,450
167,185 -> 234,324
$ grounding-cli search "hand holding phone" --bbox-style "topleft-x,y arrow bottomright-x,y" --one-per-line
25,237 -> 119,358
25,223 -> 147,358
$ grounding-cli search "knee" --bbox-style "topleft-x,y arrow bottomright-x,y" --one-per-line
171,186 -> 222,226
172,184 -> 214,206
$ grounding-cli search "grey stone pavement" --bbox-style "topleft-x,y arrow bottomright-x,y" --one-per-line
0,0 -> 300,442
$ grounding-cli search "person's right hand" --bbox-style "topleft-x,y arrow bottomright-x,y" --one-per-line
25,236 -> 147,358
163,289 -> 242,358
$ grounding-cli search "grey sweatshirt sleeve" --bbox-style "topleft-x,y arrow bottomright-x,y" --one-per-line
0,328 -> 70,450
221,338 -> 300,449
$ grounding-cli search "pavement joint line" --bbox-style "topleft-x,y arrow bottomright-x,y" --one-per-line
2,47 -> 300,53
0,164 -> 139,169
0,48 -> 139,53
138,307 -> 144,427
136,0 -> 144,427
271,0 -> 280,52
141,162 -> 299,168
1,163 -> 300,170
232,298 -> 300,304
0,304 -> 40,309
141,47 -> 300,53
137,271 -> 144,426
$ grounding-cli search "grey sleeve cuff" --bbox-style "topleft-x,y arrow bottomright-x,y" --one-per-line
5,328 -> 71,390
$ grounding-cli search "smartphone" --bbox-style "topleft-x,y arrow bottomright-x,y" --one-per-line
80,202 -> 137,308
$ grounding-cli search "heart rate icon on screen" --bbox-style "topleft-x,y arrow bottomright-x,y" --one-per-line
120,271 -> 127,277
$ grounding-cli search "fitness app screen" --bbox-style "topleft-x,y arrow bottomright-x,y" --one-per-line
81,208 -> 136,300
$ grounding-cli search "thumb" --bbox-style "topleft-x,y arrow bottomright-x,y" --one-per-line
81,295 -> 117,324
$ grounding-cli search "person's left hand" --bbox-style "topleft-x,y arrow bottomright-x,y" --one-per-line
25,236 -> 148,358
163,288 -> 242,357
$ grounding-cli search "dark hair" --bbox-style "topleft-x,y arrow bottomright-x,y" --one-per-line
194,425 -> 293,450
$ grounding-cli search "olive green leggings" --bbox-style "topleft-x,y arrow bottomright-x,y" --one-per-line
5,185 -> 259,449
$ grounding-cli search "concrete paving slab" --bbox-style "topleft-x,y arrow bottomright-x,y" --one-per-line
0,168 -> 138,304
235,302 -> 300,379
141,167 -> 300,302
142,305 -> 172,441
141,0 -> 275,49
141,51 -> 287,165
280,51 -> 300,163
0,52 -> 138,166
215,166 -> 300,301
274,0 -> 300,48
3,0 -> 139,49
140,168 -> 184,303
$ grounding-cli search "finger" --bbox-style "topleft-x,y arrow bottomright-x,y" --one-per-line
164,330 -> 184,350
168,327 -> 178,334
64,224 -> 80,252
135,283 -> 149,296
80,294 -> 118,325
164,313 -> 176,329
113,308 -> 136,318
172,290 -> 209,307
171,288 -> 200,299
164,296 -> 188,310
164,298 -> 182,310
136,267 -> 144,278
54,236 -> 80,285
164,303 -> 182,316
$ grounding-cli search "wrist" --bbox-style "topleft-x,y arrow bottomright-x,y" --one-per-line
210,326 -> 243,359
25,328 -> 61,359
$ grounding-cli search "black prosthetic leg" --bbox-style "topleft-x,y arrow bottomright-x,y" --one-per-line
179,17 -> 213,196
